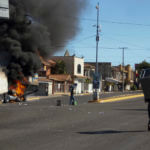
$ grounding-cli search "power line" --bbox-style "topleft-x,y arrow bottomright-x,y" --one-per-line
70,35 -> 96,43
58,15 -> 150,27
50,45 -> 150,51
101,19 -> 150,27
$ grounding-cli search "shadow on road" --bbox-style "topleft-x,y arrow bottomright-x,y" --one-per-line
115,108 -> 147,112
78,130 -> 146,135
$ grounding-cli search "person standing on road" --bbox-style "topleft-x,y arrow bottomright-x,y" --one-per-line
147,102 -> 150,131
69,84 -> 77,105
140,68 -> 150,131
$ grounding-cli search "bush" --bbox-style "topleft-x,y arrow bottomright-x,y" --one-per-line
131,84 -> 137,91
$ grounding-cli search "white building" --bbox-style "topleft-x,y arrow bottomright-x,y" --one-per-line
0,0 -> 9,19
50,51 -> 86,94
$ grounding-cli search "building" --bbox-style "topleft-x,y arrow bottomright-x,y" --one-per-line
85,62 -> 112,80
0,0 -> 9,19
48,74 -> 72,94
84,63 -> 95,79
38,56 -> 73,95
84,63 -> 95,93
111,65 -> 135,91
50,52 -> 86,94
38,57 -> 56,78
85,62 -> 112,91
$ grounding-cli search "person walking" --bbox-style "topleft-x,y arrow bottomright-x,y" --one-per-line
69,84 -> 77,105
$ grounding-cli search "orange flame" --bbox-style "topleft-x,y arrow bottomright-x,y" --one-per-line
9,80 -> 26,97
15,81 -> 26,96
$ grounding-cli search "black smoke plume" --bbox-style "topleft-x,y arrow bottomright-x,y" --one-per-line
0,0 -> 88,82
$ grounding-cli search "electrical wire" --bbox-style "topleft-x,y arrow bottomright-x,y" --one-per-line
56,14 -> 150,27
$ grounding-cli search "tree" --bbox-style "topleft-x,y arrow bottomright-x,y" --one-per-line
136,60 -> 150,73
51,60 -> 67,74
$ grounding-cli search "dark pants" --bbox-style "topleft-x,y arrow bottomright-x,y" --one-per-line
70,95 -> 75,105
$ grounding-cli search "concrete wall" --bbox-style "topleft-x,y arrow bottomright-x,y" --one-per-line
0,69 -> 8,94
85,62 -> 112,80
88,84 -> 93,93
74,80 -> 81,94
48,82 -> 53,95
74,57 -> 84,76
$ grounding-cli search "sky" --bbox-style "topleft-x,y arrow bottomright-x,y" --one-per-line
55,0 -> 150,69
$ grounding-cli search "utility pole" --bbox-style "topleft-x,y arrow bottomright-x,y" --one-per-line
119,47 -> 128,92
93,2 -> 100,101
96,2 -> 99,75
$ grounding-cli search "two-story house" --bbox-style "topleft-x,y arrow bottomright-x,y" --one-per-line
39,56 -> 72,95
111,65 -> 134,91
50,51 -> 86,94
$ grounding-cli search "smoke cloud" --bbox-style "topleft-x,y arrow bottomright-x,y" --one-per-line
0,0 -> 88,82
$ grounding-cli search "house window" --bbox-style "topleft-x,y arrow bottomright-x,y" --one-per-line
77,64 -> 81,74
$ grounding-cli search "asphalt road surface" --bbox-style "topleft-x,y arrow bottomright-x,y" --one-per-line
0,95 -> 149,150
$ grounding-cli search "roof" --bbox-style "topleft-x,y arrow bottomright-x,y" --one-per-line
49,74 -> 72,82
64,50 -> 70,56
112,67 -> 120,72
39,56 -> 50,66
40,56 -> 56,67
84,63 -> 95,69
105,77 -> 121,83
47,59 -> 56,66
38,77 -> 52,82
74,75 -> 87,79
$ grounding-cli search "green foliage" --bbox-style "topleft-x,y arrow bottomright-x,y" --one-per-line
51,60 -> 67,74
85,78 -> 92,83
137,60 -> 150,73
131,84 -> 137,91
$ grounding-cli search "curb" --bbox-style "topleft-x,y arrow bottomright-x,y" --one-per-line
26,97 -> 40,101
89,93 -> 144,103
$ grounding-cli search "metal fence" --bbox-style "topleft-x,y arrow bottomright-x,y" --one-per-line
53,83 -> 71,93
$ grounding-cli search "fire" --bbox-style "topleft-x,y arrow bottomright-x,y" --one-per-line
15,81 -> 26,96
9,80 -> 26,97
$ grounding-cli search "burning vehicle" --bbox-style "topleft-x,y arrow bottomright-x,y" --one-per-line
0,68 -> 38,103
7,79 -> 39,103
8,80 -> 27,103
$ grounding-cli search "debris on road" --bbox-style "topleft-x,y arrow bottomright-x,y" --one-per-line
99,112 -> 104,115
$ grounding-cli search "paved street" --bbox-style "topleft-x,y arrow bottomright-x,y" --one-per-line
0,94 -> 150,150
